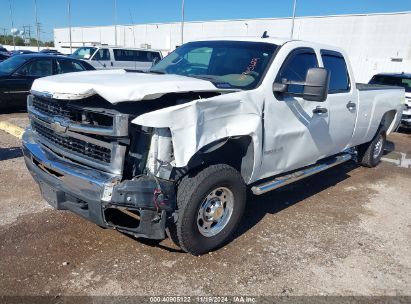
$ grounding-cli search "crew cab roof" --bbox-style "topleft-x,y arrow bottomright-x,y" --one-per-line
193,36 -> 346,53
194,36 -> 291,46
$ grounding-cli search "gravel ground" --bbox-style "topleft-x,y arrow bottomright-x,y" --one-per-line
0,112 -> 410,299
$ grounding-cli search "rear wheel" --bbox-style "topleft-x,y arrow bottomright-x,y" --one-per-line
168,164 -> 246,255
357,129 -> 386,167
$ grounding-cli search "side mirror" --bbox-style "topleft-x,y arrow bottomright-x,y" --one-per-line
152,57 -> 159,65
303,68 -> 330,102
273,67 -> 330,102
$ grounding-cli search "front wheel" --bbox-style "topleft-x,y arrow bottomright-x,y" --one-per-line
357,129 -> 386,167
169,164 -> 246,255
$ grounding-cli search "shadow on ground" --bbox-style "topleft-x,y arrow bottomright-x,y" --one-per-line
235,161 -> 358,239
0,147 -> 23,161
137,161 -> 358,253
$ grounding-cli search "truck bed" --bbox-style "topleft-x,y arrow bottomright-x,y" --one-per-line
356,83 -> 402,91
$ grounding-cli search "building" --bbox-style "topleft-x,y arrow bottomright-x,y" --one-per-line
54,11 -> 411,83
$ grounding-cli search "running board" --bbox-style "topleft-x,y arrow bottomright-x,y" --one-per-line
251,153 -> 353,195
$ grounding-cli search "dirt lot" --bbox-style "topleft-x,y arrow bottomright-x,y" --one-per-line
0,112 -> 410,299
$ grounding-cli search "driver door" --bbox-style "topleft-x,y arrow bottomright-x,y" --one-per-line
90,48 -> 111,69
259,48 -> 333,179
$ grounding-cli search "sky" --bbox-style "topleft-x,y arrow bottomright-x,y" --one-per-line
0,0 -> 410,41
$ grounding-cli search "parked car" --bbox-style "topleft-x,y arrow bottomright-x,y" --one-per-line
0,53 -> 10,62
0,45 -> 9,55
70,46 -> 162,70
40,49 -> 64,56
369,73 -> 411,127
10,50 -> 37,56
0,46 -> 10,62
23,37 -> 404,255
0,54 -> 94,109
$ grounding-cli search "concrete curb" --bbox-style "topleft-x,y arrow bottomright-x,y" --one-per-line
0,121 -> 24,139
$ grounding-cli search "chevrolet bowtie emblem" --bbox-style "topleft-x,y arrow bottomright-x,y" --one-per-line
50,119 -> 68,134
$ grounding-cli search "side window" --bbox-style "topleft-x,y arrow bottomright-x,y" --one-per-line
18,59 -> 53,77
134,51 -> 149,62
275,49 -> 318,94
57,60 -> 86,74
113,49 -> 136,61
321,50 -> 350,93
92,49 -> 110,61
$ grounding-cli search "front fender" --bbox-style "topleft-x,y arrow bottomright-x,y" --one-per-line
132,91 -> 264,183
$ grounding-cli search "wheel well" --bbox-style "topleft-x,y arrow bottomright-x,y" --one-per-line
380,110 -> 397,133
185,136 -> 254,183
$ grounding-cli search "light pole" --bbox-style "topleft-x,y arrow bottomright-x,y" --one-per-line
67,0 -> 72,53
9,0 -> 15,50
290,0 -> 297,39
181,0 -> 185,45
34,0 -> 40,51
114,0 -> 117,46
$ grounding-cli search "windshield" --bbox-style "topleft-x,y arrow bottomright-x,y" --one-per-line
150,41 -> 278,90
71,47 -> 97,59
0,56 -> 30,75
370,75 -> 411,93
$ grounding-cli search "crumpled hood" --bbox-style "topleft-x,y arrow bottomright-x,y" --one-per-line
31,69 -> 229,103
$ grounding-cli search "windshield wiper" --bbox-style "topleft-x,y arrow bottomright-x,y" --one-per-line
125,69 -> 146,73
187,74 -> 217,81
149,70 -> 167,74
187,74 -> 233,88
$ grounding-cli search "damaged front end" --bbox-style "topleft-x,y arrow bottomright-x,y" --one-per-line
23,93 -> 184,240
104,127 -> 178,239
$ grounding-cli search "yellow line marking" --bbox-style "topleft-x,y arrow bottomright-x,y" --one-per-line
0,121 -> 24,139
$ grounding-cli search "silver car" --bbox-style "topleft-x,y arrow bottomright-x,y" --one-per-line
71,46 -> 163,70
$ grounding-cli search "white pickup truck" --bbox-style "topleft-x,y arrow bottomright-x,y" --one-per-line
23,37 -> 404,255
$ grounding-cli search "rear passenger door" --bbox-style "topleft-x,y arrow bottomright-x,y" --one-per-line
320,50 -> 357,154
90,48 -> 111,69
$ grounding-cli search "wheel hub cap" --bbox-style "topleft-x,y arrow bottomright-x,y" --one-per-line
204,200 -> 224,221
197,187 -> 234,237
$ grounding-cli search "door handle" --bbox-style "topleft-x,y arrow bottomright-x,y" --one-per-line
312,106 -> 328,115
111,62 -> 113,67
346,101 -> 356,111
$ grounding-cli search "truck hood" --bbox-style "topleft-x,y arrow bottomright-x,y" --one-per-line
31,69 -> 233,103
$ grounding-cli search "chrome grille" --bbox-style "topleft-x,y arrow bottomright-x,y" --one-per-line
28,94 -> 128,175
32,96 -> 73,118
32,121 -> 111,163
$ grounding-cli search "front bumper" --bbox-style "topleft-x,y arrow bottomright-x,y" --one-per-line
401,110 -> 411,127
22,127 -> 175,239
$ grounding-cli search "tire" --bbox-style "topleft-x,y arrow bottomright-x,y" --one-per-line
357,129 -> 386,168
168,164 -> 246,255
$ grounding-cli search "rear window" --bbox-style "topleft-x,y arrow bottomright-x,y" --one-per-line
321,50 -> 350,93
113,49 -> 160,62
370,75 -> 411,93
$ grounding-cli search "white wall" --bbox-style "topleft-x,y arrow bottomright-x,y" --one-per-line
1,45 -> 49,52
54,12 -> 411,83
